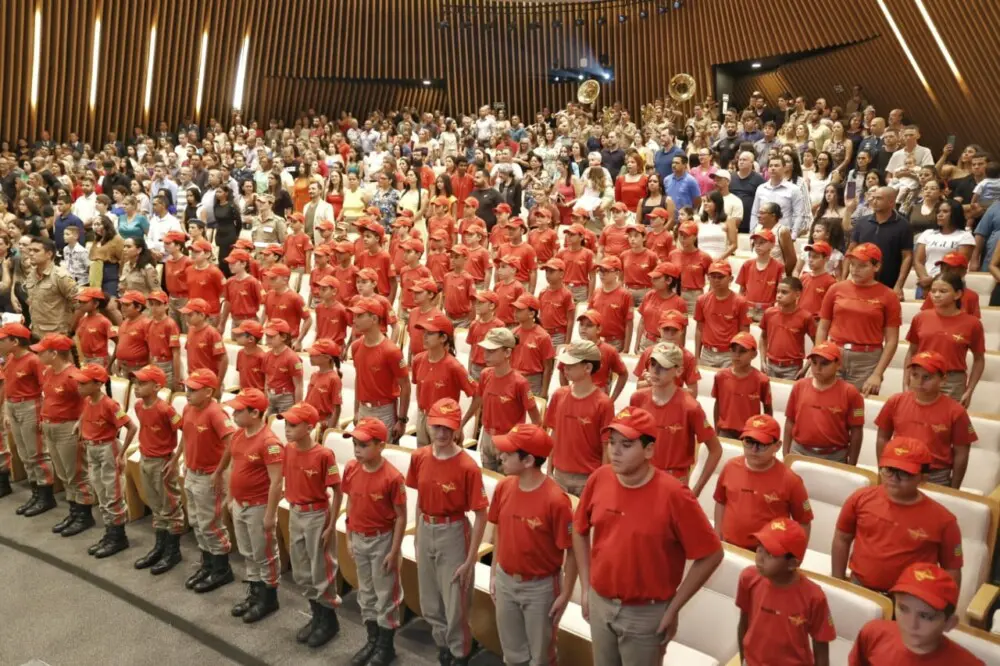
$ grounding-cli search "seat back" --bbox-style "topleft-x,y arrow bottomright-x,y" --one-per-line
323,428 -> 355,468
382,445 -> 417,526
950,624 -> 1000,664
807,570 -> 892,663
223,342 -> 241,390
785,456 -> 877,556
110,377 -> 131,413
676,546 -> 749,661
693,441 -> 744,524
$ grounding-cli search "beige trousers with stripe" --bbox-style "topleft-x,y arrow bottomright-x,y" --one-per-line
416,518 -> 474,658
0,423 -> 10,474
140,456 -> 185,534
494,566 -> 560,666
86,440 -> 126,527
351,530 -> 403,629
232,503 -> 280,587
589,591 -> 669,666
7,400 -> 54,485
289,506 -> 341,608
43,421 -> 93,504
184,469 -> 231,555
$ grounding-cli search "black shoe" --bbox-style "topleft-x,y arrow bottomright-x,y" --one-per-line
243,584 -> 279,624
150,533 -> 182,575
0,471 -> 11,498
88,528 -> 111,556
61,503 -> 95,537
369,627 -> 397,666
94,524 -> 129,558
307,604 -> 340,648
231,581 -> 260,617
16,483 -> 38,515
134,530 -> 167,569
437,647 -> 452,665
23,484 -> 57,517
350,621 -> 380,665
193,553 -> 234,593
297,600 -> 321,643
52,502 -> 78,533
450,656 -> 469,666
185,551 -> 212,589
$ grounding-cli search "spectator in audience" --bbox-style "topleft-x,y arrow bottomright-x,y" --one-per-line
749,156 -> 806,237
912,199 -> 975,299
729,151 -> 764,233
971,201 -> 1000,272
664,154 -> 702,216
886,125 -> 934,178
872,129 -> 900,175
847,187 -> 912,293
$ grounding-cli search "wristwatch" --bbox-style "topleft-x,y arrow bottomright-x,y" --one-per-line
396,416 -> 409,424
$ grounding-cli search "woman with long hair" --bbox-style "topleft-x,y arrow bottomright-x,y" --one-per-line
370,170 -> 400,233
908,175 -> 946,236
118,195 -> 150,242
913,199 -> 975,299
814,183 -> 848,240
433,173 -> 456,218
90,214 -> 125,321
130,177 -> 152,216
637,169 -> 672,227
615,153 -> 649,212
845,170 -> 886,234
698,190 -> 738,260
793,123 -> 811,157
266,172 -> 293,218
183,187 -> 202,225
826,121 -> 854,176
15,195 -> 44,237
237,179 -> 257,217
936,143 -> 984,203
292,161 -> 313,213
118,235 -> 160,295
325,170 -> 345,220
398,168 -> 427,225
553,157 -> 579,227
808,151 -> 834,210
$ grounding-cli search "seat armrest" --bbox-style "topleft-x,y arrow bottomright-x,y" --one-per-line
477,542 -> 494,559
724,654 -> 743,666
967,583 -> 1000,628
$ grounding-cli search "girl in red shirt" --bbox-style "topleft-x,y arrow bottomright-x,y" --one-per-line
219,249 -> 263,332
461,225 -> 492,289
635,262 -> 686,353
492,258 -> 524,326
411,313 -> 477,446
511,295 -> 556,399
669,221 -> 712,314
644,207 -> 674,261
262,319 -> 304,415
307,244 -> 336,307
185,239 -> 226,323
163,231 -> 191,332
283,214 -> 314,273
442,247 -> 477,329
737,228 -> 787,321
233,321 -> 266,391
313,276 -> 349,348
467,292 -> 504,381
304,339 -> 343,429
527,209 -> 558,264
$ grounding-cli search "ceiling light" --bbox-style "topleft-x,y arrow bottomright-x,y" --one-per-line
751,62 -> 762,69
422,80 -> 432,86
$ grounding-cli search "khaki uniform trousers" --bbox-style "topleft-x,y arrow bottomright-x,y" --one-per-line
450,316 -> 472,330
416,410 -> 432,447
628,287 -> 649,309
184,468 -> 232,555
43,420 -> 93,505
153,359 -> 176,391
925,468 -> 953,486
416,518 -> 474,658
839,348 -> 882,393
699,347 -> 732,369
552,468 -> 589,497
569,285 -> 588,304
267,392 -> 295,418
86,439 -> 126,527
637,336 -> 656,354
524,373 -> 545,397
0,417 -> 10,473
169,297 -> 188,334
790,442 -> 849,464
357,402 -> 397,435
604,339 -> 624,353
681,289 -> 701,315
478,430 -> 501,473
765,361 -> 802,380
549,332 -> 567,347
941,371 -> 966,403
289,505 -> 341,608
6,399 -> 54,485
494,566 -> 560,666
139,456 -> 185,534
589,591 -> 669,666
351,529 -> 403,629
469,363 -> 485,381
233,502 -> 280,587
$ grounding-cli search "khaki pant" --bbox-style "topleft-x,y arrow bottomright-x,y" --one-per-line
357,402 -> 398,436
116,360 -> 147,379
628,287 -> 649,309
569,285 -> 588,304
926,468 -> 952,486
153,359 -> 176,391
0,422 -> 9,474
747,305 -> 766,323
637,336 -> 656,354
839,348 -> 882,393
552,468 -> 589,497
233,502 -> 280,587
184,468 -> 231,555
43,421 -> 93,505
681,289 -> 701,315
699,347 -> 732,369
267,392 -> 295,418
524,373 -> 544,397
86,439 -> 126,527
495,566 -> 560,666
416,410 -> 432,447
479,430 -> 501,473
7,400 -> 54,485
351,529 -> 403,629
416,518 -> 474,658
589,591 -> 669,666
549,332 -> 566,346
470,363 -> 485,381
604,339 -> 624,354
450,316 -> 471,330
941,371 -> 966,403
169,297 -> 188,334
140,456 -> 184,534
765,361 -> 802,380
289,506 -> 341,608
791,442 -> 849,464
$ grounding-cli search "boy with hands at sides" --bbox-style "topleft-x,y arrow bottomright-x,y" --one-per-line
489,424 -> 576,666
573,407 -> 724,665
759,277 -> 817,380
712,332 -> 773,440
695,260 -> 751,368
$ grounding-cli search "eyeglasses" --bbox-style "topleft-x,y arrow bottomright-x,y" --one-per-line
742,438 -> 772,452
880,467 -> 916,481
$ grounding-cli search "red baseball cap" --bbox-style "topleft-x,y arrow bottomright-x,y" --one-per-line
233,320 -> 264,339
356,268 -> 379,283
678,221 -> 699,236
163,231 -> 188,244
289,212 -> 306,223
625,224 -> 646,235
0,323 -> 31,339
76,287 -> 107,302
349,297 -> 385,319
416,312 -> 455,336
493,424 -> 554,459
147,290 -> 169,304
808,341 -> 842,362
318,275 -> 342,291
707,261 -> 732,276
464,196 -> 479,207
658,309 -> 688,330
269,264 -> 292,278
611,201 -> 629,212
432,195 -> 450,206
506,216 -> 526,228
70,363 -> 110,384
234,239 -> 255,251
225,249 -> 252,264
741,414 -> 781,445
498,255 -> 520,269
598,256 -> 622,271
878,436 -> 931,475
184,368 -> 220,390
263,319 -> 292,336
307,339 -> 342,357
730,331 -> 757,351
751,228 -> 776,244
649,207 -> 671,220
191,239 -> 214,254
753,518 -> 808,561
357,218 -> 386,240
344,417 -> 389,443
450,244 -> 470,257
225,388 -> 269,412
283,402 -> 320,426
563,223 -> 587,236
542,258 -> 566,271
464,224 -> 486,236
430,229 -> 450,242
603,407 -> 658,440
133,364 -> 168,387
650,262 -> 680,279
908,350 -> 947,375
313,244 -> 333,257
571,207 -> 589,218
805,241 -> 833,256
402,238 -> 424,253
397,209 -> 415,219
512,294 -> 541,311
495,203 -> 512,214
847,243 -> 882,263
474,291 -> 499,305
179,298 -> 211,315
263,244 -> 285,256
119,290 -> 147,306
426,398 -> 462,430
577,309 -> 602,327
316,219 -> 336,232
410,278 -> 439,294
30,333 -> 74,352
333,241 -> 354,254
365,206 -> 381,218
936,252 -> 969,269
890,563 -> 960,611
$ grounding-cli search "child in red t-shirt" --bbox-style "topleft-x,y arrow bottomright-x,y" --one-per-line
737,228 -> 787,321
467,291 -> 504,380
75,287 -> 116,367
332,241 -> 359,305
313,276 -> 348,348
493,258 -> 525,325
798,241 -> 837,319
425,230 -> 452,284
442,246 -> 477,328
598,203 -> 631,258
621,225 -> 659,308
588,256 -> 634,352
233,321 -> 266,391
220,249 -> 263,332
146,291 -> 182,391
695,261 -> 751,368
397,238 -> 432,320
110,291 -> 151,378
538,258 -> 575,345
304,339 -> 343,429
635,261 -> 686,354
527,208 -> 558,264
284,213 -> 314,273
644,207 -> 674,261
712,332 -> 773,439
760,277 -> 817,380
556,223 -> 596,304
426,197 -> 456,244
307,244 -> 336,306
670,220 -> 713,314
461,224 -> 492,289
262,319 -> 304,415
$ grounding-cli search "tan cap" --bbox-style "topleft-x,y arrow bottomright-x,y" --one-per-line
649,342 -> 683,370
556,340 -> 601,365
478,327 -> 517,350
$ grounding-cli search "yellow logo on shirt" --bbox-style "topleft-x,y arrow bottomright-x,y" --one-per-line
930,424 -> 947,434
908,528 -> 928,541
576,416 -> 592,426
439,482 -> 457,493
247,453 -> 260,461
666,424 -> 682,434
304,469 -> 318,477
498,395 -> 512,404
522,516 -> 542,530
788,615 -> 807,627
826,406 -> 843,415
952,334 -> 967,343
770,520 -> 787,531
913,568 -> 938,582
762,493 -> 780,504
370,492 -> 384,501
196,425 -> 208,433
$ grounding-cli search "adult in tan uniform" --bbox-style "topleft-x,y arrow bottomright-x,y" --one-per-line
250,194 -> 287,251
24,237 -> 79,337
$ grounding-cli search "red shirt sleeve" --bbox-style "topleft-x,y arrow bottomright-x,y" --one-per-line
951,405 -> 977,447
788,472 -> 814,524
846,386 -> 866,426
735,566 -> 754,612
883,292 -> 903,328
263,435 -> 284,465
874,396 -> 896,433
324,448 -> 341,487
465,462 -> 489,511
940,518 -> 964,569
808,588 -> 837,642
712,463 -> 729,505
835,490 -> 860,534
668,484 -> 722,560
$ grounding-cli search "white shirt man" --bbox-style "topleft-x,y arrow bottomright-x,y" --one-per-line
148,199 -> 183,256
304,183 -> 335,242
699,170 -> 744,222
886,126 -> 934,177
71,185 -> 97,223
750,157 -> 807,237
475,107 -> 497,143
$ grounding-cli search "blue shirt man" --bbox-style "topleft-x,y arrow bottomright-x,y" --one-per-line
664,155 -> 702,215
654,141 -> 686,182
53,196 -> 85,254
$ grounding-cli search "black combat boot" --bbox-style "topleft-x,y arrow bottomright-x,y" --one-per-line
193,552 -> 234,593
307,604 -> 340,648
0,471 -> 11,498
350,620 -> 379,665
88,527 -> 111,556
52,502 -> 78,533
94,524 -> 129,558
368,626 -> 397,666
185,550 -> 212,589
150,533 -> 183,575
437,647 -> 452,665
297,600 -> 321,643
61,503 -> 95,536
242,584 -> 279,623
231,581 -> 260,617
23,484 -> 57,516
16,482 -> 38,515
134,530 -> 166,569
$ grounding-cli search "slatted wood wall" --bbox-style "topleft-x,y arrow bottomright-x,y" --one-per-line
0,0 -> 996,155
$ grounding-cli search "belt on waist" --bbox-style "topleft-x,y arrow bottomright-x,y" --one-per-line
832,341 -> 883,352
349,527 -> 393,538
360,399 -> 395,409
500,567 -> 558,583
84,439 -> 116,446
42,419 -> 76,425
767,358 -> 803,367
702,344 -> 729,353
6,396 -> 40,403
796,443 -> 846,453
291,501 -> 328,513
267,390 -> 293,397
152,356 -> 174,363
749,302 -> 771,309
235,499 -> 267,509
421,513 -> 465,525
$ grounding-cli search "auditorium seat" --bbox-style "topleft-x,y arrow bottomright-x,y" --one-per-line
950,624 -> 1000,662
692,440 -> 745,523
300,311 -> 317,349
222,342 -> 241,392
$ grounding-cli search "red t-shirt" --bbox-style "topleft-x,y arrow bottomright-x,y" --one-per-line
399,264 -> 433,310
494,280 -> 525,325
621,248 -> 659,289
464,246 -> 491,282
346,294 -> 396,337
836,486 -> 964,592
408,306 -> 445,357
638,291 -> 687,341
713,458 -> 813,549
538,286 -> 574,337
511,325 -> 555,376
223,274 -> 263,318
355,250 -> 393,296
615,176 -> 648,210
574,466 -> 722,602
799,271 -> 836,318
905,310 -> 985,373
556,247 -> 595,287
467,317 -> 505,366
263,288 -> 308,337
427,215 -> 456,244
849,619 -> 984,666
3,352 -> 44,400
736,568 -> 837,666
230,425 -> 284,504
164,255 -> 192,297
760,307 -> 817,364
630,388 -> 716,474
264,347 -> 303,394
76,312 -> 115,358
785,378 -> 865,450
350,337 -> 408,405
635,345 -> 700,389
80,395 -> 130,442
115,315 -> 151,365
343,459 -> 407,534
313,300 -> 348,347
442,271 -> 477,319
304,369 -> 343,419
820,281 -> 902,346
875,392 -> 977,470
283,232 -> 313,269
588,286 -> 634,341
406,447 -> 489,517
308,264 -> 336,299
134,398 -> 182,458
284,444 -> 340,505
185,323 -> 225,374
545,386 -> 615,475
40,365 -> 83,422
332,264 -> 359,304
712,367 -> 772,431
645,229 -> 674,262
181,402 -> 236,473
694,291 -> 751,348
185,264 -> 226,313
670,248 -> 713,291
477,367 -> 535,435
237,347 -> 266,390
736,257 -> 785,306
411,352 -> 477,412
598,224 -> 630,257
592,341 -> 628,392
426,251 -> 451,285
147,316 -> 181,362
496,242 -> 537,283
528,228 -> 559,264
488,476 -> 573,577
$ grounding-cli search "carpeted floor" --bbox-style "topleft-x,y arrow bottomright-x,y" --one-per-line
0,483 -> 503,666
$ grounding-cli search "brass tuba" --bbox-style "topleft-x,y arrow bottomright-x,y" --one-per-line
578,79 -> 600,105
669,73 -> 696,102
